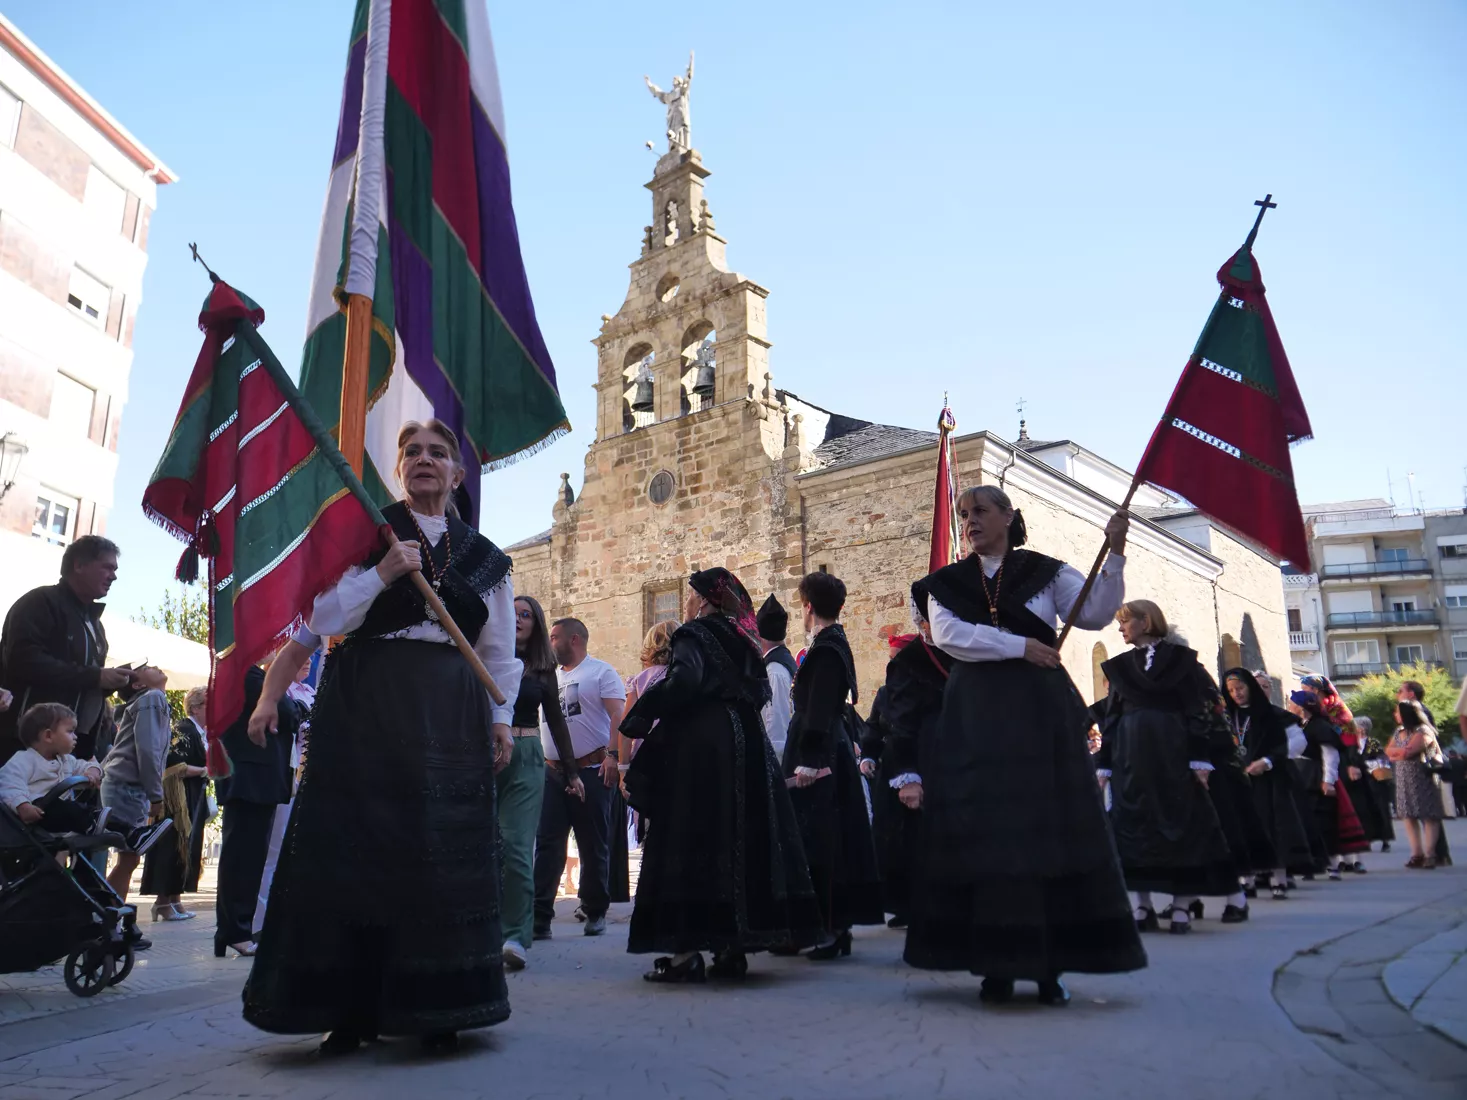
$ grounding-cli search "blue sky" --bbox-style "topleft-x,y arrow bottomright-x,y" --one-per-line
9,0 -> 1465,619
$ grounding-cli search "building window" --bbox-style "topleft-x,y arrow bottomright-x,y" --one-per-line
1394,645 -> 1425,665
49,374 -> 95,438
1444,585 -> 1467,609
67,267 -> 110,326
0,84 -> 19,148
1443,543 -> 1466,559
1454,634 -> 1467,661
83,166 -> 127,234
1379,547 -> 1408,564
644,582 -> 682,634
647,469 -> 675,506
1287,608 -> 1303,633
1390,599 -> 1417,613
33,489 -> 78,546
1333,639 -> 1380,665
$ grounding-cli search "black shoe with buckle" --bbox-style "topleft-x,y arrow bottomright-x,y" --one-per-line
1221,904 -> 1249,924
644,953 -> 706,984
1135,906 -> 1159,932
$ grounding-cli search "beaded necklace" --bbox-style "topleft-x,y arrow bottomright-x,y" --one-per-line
978,555 -> 1005,628
407,511 -> 451,620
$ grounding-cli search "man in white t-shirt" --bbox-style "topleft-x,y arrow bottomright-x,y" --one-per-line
532,618 -> 626,939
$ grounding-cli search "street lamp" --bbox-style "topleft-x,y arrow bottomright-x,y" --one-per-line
0,431 -> 29,501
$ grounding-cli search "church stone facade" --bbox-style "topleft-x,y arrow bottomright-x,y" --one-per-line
509,145 -> 1292,704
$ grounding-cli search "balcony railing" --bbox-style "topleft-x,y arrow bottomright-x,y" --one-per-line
1332,660 -> 1445,679
1326,610 -> 1440,628
1319,559 -> 1430,579
1288,630 -> 1318,649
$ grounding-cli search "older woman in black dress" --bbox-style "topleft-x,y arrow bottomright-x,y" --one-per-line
905,485 -> 1145,1005
243,419 -> 522,1054
139,686 -> 209,921
620,568 -> 822,982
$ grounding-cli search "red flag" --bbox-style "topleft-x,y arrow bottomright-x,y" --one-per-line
143,279 -> 387,773
1134,219 -> 1312,565
929,403 -> 959,573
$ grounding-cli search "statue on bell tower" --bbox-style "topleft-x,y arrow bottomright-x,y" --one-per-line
645,51 -> 694,153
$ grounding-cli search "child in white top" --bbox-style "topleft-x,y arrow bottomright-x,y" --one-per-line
0,703 -> 104,834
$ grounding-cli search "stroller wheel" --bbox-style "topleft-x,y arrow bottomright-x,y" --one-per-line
109,943 -> 135,987
64,941 -> 114,997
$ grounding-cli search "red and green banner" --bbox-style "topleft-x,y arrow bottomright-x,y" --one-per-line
1135,214 -> 1313,565
300,0 -> 568,526
929,402 -> 959,573
143,280 -> 385,768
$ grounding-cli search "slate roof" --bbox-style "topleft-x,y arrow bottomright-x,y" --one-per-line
813,423 -> 938,470
505,528 -> 552,552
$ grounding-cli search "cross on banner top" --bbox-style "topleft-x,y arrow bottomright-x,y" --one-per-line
1244,193 -> 1277,249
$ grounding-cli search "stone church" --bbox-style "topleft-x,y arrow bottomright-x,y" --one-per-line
509,143 -> 1291,704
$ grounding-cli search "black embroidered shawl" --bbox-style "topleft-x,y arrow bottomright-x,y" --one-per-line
912,550 -> 1066,646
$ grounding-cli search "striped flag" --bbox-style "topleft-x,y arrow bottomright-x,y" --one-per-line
299,0 -> 568,524
929,402 -> 959,572
1134,211 -> 1312,565
143,280 -> 386,764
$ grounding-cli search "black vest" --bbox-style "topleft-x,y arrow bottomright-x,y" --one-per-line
913,549 -> 1066,646
351,501 -> 510,643
763,644 -> 797,679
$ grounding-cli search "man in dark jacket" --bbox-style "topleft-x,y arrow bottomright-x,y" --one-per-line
0,536 -> 132,762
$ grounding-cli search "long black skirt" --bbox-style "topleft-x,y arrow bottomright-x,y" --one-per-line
1107,707 -> 1237,897
870,773 -> 920,919
1207,764 -> 1275,880
1249,766 -> 1314,874
140,777 -> 206,896
904,660 -> 1145,979
628,697 -> 823,955
242,639 -> 507,1036
1289,759 -> 1330,871
1341,772 -> 1388,844
787,731 -> 885,933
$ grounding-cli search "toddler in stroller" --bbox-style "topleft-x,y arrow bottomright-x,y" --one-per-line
0,704 -> 153,996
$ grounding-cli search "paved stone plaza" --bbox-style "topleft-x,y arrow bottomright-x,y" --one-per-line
2,824 -> 1465,1100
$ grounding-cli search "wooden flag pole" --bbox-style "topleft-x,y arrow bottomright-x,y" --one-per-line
1054,479 -> 1139,652
337,292 -> 507,707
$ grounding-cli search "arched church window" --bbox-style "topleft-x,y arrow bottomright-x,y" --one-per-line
679,322 -> 716,414
656,273 -> 680,303
622,343 -> 655,432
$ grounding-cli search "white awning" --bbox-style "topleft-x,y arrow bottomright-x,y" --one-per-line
102,616 -> 211,691
1437,534 -> 1467,548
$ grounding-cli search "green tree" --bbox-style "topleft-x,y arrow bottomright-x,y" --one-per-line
134,584 -> 210,721
1344,662 -> 1460,742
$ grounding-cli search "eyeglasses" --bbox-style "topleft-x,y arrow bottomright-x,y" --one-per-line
515,610 -> 534,621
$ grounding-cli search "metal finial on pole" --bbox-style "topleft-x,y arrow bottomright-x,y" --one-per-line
1243,194 -> 1277,249
188,242 -> 220,283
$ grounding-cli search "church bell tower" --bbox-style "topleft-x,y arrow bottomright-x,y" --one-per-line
591,147 -> 775,447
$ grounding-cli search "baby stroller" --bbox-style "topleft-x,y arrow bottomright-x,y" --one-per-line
0,775 -> 143,996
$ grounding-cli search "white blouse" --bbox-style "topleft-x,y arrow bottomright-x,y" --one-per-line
306,510 -> 522,727
890,552 -> 1126,790
928,552 -> 1127,663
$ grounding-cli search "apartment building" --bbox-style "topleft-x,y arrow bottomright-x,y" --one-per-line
1427,511 -> 1467,681
1282,567 -> 1325,676
0,16 -> 205,681
1303,499 -> 1447,688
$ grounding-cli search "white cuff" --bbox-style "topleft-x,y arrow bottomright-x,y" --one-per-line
1260,759 -> 1273,771
1190,761 -> 1214,772
794,766 -> 822,778
1095,769 -> 1112,778
889,772 -> 922,789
